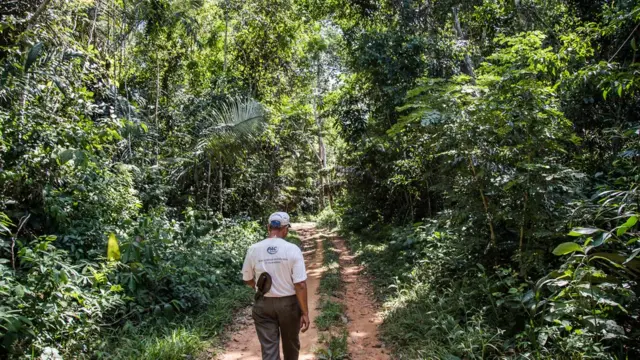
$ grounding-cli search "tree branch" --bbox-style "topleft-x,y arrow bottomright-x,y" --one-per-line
27,0 -> 54,29
452,6 -> 476,81
11,214 -> 30,271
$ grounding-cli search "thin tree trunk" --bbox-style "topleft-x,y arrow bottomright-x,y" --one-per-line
519,191 -> 528,277
206,159 -> 212,214
328,170 -> 334,208
27,0 -> 54,29
193,158 -> 199,206
223,0 -> 229,81
452,6 -> 476,81
154,50 -> 160,164
117,0 -> 126,83
20,74 -> 28,131
468,156 -> 496,249
88,0 -> 99,46
313,60 -> 327,208
427,179 -> 432,217
218,153 -> 224,215
11,214 -> 30,271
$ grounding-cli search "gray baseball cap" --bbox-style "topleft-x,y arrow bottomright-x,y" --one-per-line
268,212 -> 290,228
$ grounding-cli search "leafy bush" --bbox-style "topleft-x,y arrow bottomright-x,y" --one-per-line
345,205 -> 639,359
44,163 -> 143,260
104,286 -> 253,360
532,187 -> 640,358
0,237 -> 126,357
0,216 -> 262,358
317,207 -> 340,229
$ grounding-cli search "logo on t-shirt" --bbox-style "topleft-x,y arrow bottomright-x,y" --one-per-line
267,246 -> 278,255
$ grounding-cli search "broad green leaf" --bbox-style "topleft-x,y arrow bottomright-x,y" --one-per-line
57,149 -> 75,165
623,215 -> 638,227
617,216 -> 637,236
553,242 -> 583,256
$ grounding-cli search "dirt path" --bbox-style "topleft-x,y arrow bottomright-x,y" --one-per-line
215,224 -> 387,360
216,223 -> 324,360
333,237 -> 389,360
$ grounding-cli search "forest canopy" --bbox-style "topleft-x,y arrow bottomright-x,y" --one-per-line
1,0 -> 639,359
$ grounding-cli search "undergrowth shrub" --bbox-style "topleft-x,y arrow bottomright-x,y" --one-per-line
104,286 -> 253,360
0,237 -> 125,358
0,213 -> 262,358
345,205 -> 639,359
317,207 -> 340,229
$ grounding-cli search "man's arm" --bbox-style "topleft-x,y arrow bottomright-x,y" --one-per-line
294,281 -> 310,333
242,248 -> 255,289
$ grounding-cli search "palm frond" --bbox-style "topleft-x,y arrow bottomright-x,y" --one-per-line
196,96 -> 266,152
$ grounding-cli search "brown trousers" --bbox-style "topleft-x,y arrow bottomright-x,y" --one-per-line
252,295 -> 302,360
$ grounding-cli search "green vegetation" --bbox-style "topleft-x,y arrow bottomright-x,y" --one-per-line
318,237 -> 343,298
328,0 -> 640,358
106,286 -> 252,359
316,329 -> 349,360
315,237 -> 348,358
314,300 -> 344,332
1,0 -> 335,357
317,207 -> 340,230
286,229 -> 303,249
2,0 -> 640,359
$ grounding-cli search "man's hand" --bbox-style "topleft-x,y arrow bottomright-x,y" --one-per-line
294,280 -> 309,333
300,313 -> 310,333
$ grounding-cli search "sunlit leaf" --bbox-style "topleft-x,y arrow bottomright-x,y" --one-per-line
568,227 -> 599,236
617,216 -> 637,236
553,242 -> 583,256
107,233 -> 121,261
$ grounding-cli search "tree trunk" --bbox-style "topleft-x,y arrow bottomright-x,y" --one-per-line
223,0 -> 229,82
468,156 -> 496,249
219,153 -> 224,215
206,159 -> 212,215
154,50 -> 160,164
313,60 -> 327,208
452,6 -> 476,81
88,0 -> 100,46
193,158 -> 199,206
519,191 -> 528,277
27,0 -> 54,29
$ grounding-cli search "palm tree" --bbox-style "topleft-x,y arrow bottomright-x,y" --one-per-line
175,96 -> 266,215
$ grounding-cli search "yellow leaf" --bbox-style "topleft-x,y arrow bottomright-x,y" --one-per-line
107,233 -> 121,261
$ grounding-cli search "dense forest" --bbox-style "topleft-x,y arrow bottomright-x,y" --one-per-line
1,0 -> 639,359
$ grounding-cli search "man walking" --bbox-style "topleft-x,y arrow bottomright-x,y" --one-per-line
242,212 -> 310,360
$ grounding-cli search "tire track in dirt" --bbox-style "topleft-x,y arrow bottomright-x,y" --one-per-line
332,237 -> 389,360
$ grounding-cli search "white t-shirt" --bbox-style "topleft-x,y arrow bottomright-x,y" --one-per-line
242,237 -> 307,297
